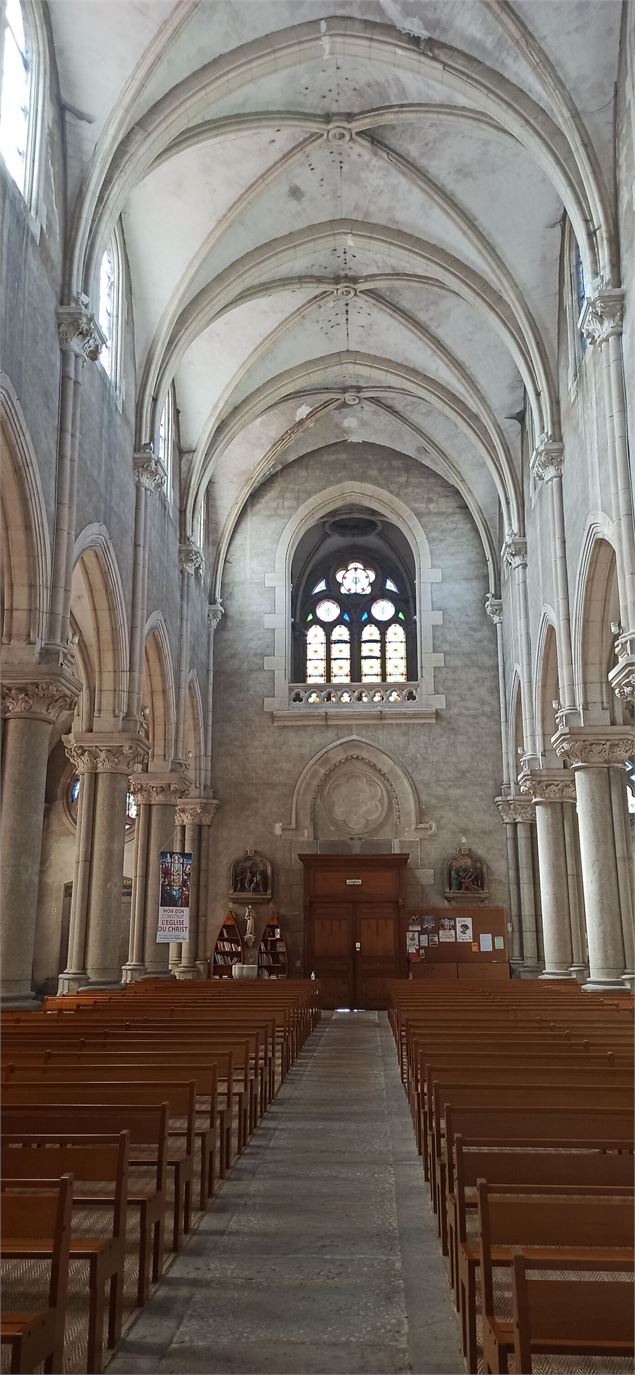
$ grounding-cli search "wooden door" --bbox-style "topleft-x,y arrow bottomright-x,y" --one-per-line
355,903 -> 401,1009
310,903 -> 354,1009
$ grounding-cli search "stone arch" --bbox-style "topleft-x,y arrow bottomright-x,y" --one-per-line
0,374 -> 51,648
143,613 -> 176,767
533,612 -> 560,764
185,671 -> 205,790
573,524 -> 619,724
508,670 -> 524,781
284,735 -> 432,843
71,524 -> 129,728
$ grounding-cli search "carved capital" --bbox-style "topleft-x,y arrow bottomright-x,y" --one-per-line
501,530 -> 527,568
553,725 -> 635,768
129,772 -> 190,806
178,539 -> 204,576
579,286 -> 624,348
208,600 -> 224,630
1,668 -> 81,724
530,435 -> 564,483
57,307 -> 105,363
519,769 -> 576,803
63,732 -> 150,776
608,641 -> 635,702
484,594 -> 503,624
176,797 -> 220,827
133,449 -> 167,493
495,795 -> 535,824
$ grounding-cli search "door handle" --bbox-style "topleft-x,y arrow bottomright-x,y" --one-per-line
355,941 -> 361,952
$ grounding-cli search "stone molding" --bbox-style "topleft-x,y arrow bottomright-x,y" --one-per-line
57,306 -> 105,362
553,725 -> 635,768
63,732 -> 150,776
484,594 -> 502,624
133,448 -> 167,493
501,530 -> 527,568
495,795 -> 535,824
579,287 -> 624,348
207,600 -> 224,629
519,769 -> 576,803
530,435 -> 564,483
1,668 -> 81,724
176,797 -> 220,827
178,539 -> 204,577
129,772 -> 190,806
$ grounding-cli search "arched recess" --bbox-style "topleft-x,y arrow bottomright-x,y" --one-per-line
534,615 -> 560,764
185,671 -> 205,791
573,527 -> 619,725
509,671 -> 525,782
0,374 -> 51,648
283,735 -> 433,843
70,525 -> 129,729
143,613 -> 176,768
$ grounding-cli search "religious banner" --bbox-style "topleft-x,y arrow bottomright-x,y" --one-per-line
157,851 -> 192,942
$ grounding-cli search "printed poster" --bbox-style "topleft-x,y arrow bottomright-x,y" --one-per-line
479,932 -> 493,952
157,851 -> 192,942
456,916 -> 473,942
422,915 -> 436,931
439,916 -> 456,943
419,933 -> 429,948
494,935 -> 505,950
406,931 -> 419,953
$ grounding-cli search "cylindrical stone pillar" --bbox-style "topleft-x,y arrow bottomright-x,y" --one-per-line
135,776 -> 188,976
84,769 -> 130,984
174,798 -> 219,979
533,800 -> 573,977
516,816 -> 539,972
123,799 -> 150,981
176,820 -> 200,978
169,821 -> 186,973
609,766 -> 635,987
562,801 -> 587,979
1,675 -> 79,1002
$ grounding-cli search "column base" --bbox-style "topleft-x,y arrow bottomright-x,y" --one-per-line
582,977 -> 631,992
175,964 -> 200,980
569,964 -> 588,983
540,968 -> 575,980
621,973 -> 635,994
1,990 -> 41,1008
121,962 -> 146,984
195,960 -> 209,980
57,970 -> 88,995
516,964 -> 543,980
78,978 -> 125,992
140,971 -> 176,981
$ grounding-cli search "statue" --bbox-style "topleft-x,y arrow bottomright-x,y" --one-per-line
445,841 -> 488,903
230,848 -> 272,903
244,905 -> 256,948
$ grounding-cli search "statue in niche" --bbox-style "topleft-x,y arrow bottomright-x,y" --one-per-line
230,848 -> 272,903
445,841 -> 488,903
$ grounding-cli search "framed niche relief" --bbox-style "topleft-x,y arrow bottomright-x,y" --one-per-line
229,848 -> 272,904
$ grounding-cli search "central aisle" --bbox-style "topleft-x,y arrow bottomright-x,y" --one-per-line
109,1012 -> 462,1374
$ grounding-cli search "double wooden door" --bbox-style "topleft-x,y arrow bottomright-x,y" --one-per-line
300,855 -> 408,1009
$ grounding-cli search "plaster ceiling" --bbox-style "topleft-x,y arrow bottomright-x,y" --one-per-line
49,1 -> 624,585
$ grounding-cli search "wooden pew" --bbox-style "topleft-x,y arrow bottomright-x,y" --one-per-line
2,1135 -> 129,1373
510,1251 -> 635,1373
2,1105 -> 169,1307
1,1173 -> 73,1374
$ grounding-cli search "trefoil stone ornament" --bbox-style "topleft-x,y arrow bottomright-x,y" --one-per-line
445,840 -> 488,903
230,848 -> 272,903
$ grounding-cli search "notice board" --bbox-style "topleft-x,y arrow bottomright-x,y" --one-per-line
403,905 -> 508,970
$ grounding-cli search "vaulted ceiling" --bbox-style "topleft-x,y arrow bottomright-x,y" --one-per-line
50,1 -> 624,590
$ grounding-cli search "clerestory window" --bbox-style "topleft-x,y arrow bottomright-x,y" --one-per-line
0,0 -> 41,212
298,558 -> 413,685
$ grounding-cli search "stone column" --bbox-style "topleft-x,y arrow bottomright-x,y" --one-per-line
515,799 -> 540,974
581,289 -> 635,705
562,802 -> 587,980
174,798 -> 219,979
169,821 -> 186,974
121,774 -> 189,979
0,671 -> 79,1002
530,439 -> 577,721
501,533 -> 539,768
125,450 -> 167,729
174,540 -> 204,765
485,596 -> 511,791
495,798 -> 522,967
59,733 -> 148,991
554,727 -> 635,989
609,765 -> 635,989
520,771 -> 577,978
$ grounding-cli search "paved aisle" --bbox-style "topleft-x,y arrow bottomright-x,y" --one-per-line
109,1012 -> 462,1374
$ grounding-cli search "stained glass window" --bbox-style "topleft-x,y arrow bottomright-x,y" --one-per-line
386,623 -> 407,679
315,598 -> 340,623
330,623 -> 350,682
361,624 -> 381,683
99,242 -> 115,377
296,545 -> 415,686
385,577 -> 399,593
335,561 -> 375,595
0,0 -> 30,196
371,598 -> 395,622
306,624 -> 327,682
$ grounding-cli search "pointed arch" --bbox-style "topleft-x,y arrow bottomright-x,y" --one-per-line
185,671 -> 205,790
284,734 -> 431,841
572,519 -> 619,723
533,611 -> 560,764
143,612 -> 176,767
0,373 -> 51,648
71,524 -> 129,727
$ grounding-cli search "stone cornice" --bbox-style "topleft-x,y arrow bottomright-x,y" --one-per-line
553,725 -> 635,768
495,795 -> 535,824
519,769 -> 576,802
501,530 -> 527,568
176,797 -> 220,827
133,447 -> 167,493
484,594 -> 502,624
1,667 -> 81,724
63,731 -> 150,775
530,435 -> 564,483
178,539 -> 205,577
57,306 -> 105,363
207,600 -> 224,630
129,772 -> 190,806
579,286 -> 624,348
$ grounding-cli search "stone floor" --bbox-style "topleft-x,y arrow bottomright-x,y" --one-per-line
108,1011 -> 463,1375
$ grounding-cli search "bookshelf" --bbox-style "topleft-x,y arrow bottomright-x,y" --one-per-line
212,912 -> 244,977
257,916 -> 288,980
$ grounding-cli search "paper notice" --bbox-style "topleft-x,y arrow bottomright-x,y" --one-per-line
479,933 -> 493,952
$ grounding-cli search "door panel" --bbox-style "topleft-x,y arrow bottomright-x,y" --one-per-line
310,903 -> 354,1009
355,904 -> 401,1009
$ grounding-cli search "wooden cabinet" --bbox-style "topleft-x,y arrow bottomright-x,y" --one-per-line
300,854 -> 408,1009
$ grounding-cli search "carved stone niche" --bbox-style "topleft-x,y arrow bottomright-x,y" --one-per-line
230,848 -> 272,903
445,842 -> 489,904
314,757 -> 397,844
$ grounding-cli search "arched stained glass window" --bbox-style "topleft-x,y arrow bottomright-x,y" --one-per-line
99,242 -> 115,376
306,624 -> 327,683
361,623 -> 381,683
0,0 -> 30,196
386,622 -> 407,680
330,623 -> 350,682
157,389 -> 174,490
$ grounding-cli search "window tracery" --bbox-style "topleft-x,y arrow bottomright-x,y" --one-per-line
0,0 -> 40,210
297,556 -> 414,685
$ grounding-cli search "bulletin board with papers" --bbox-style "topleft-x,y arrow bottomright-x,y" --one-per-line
403,905 -> 509,977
